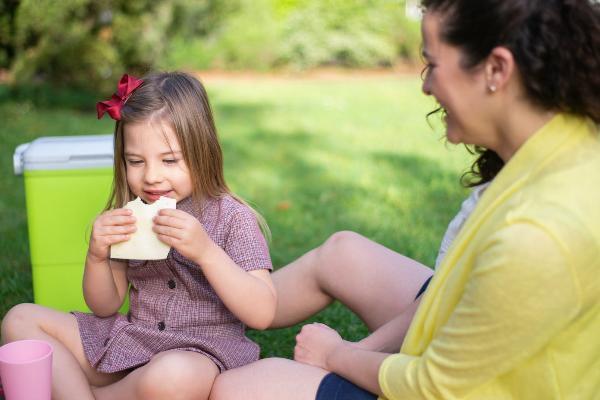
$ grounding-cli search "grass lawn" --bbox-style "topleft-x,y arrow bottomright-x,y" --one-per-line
0,74 -> 472,358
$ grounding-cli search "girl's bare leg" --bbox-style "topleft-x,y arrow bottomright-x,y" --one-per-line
93,350 -> 219,400
210,358 -> 327,400
271,231 -> 433,331
0,303 -> 126,400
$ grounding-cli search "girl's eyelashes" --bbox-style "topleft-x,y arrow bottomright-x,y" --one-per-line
125,158 -> 180,165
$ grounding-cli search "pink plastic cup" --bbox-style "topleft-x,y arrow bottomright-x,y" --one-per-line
0,340 -> 53,400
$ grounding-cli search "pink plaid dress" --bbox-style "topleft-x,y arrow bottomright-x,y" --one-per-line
72,195 -> 272,373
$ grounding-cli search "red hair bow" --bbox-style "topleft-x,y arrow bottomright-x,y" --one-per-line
96,74 -> 143,120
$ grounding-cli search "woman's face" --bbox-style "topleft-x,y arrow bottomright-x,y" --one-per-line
421,11 -> 492,146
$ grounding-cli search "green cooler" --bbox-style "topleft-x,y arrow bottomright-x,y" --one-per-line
13,134 -> 116,312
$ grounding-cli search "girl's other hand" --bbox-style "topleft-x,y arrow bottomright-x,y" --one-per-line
153,209 -> 211,263
294,322 -> 345,371
88,208 -> 136,263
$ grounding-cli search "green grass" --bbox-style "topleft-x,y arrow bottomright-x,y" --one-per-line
0,76 -> 472,358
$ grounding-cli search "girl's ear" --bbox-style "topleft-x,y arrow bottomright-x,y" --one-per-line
484,46 -> 515,93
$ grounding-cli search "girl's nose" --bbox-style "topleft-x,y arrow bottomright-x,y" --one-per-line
144,163 -> 163,183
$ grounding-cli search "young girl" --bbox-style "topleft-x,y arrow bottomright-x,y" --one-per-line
1,72 -> 277,400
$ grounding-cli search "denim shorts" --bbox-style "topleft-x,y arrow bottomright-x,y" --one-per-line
315,373 -> 377,400
315,275 -> 432,399
414,275 -> 432,300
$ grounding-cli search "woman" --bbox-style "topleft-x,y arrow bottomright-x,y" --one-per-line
211,0 -> 600,398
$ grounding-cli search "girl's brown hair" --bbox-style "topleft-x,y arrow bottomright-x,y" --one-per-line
105,71 -> 270,239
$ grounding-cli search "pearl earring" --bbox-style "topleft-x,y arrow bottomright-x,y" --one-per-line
488,84 -> 497,93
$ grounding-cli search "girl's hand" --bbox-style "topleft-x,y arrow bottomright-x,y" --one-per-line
294,322 -> 346,370
153,209 -> 211,263
89,208 -> 136,263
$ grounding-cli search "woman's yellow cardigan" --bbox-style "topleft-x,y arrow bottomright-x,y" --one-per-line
379,114 -> 600,399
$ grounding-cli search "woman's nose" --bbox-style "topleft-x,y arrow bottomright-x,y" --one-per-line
422,76 -> 432,96
420,65 -> 432,95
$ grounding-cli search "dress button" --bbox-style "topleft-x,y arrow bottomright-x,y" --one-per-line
158,321 -> 166,331
168,279 -> 176,289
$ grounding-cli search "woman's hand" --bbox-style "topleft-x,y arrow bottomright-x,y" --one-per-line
153,209 -> 212,263
294,322 -> 347,370
88,208 -> 136,263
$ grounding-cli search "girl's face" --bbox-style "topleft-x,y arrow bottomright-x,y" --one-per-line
123,119 -> 193,204
421,11 -> 493,147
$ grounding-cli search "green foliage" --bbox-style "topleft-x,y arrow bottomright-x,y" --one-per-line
9,0 -> 172,91
160,37 -> 216,71
165,0 -> 421,71
162,0 -> 282,71
169,0 -> 241,37
3,0 -> 422,88
277,0 -> 422,68
111,2 -> 173,72
0,0 -> 19,68
209,0 -> 281,70
277,2 -> 399,69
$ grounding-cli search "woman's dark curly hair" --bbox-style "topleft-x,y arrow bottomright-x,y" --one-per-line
421,0 -> 600,186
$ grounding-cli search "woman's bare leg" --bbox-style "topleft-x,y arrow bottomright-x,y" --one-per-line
271,231 -> 433,331
210,358 -> 327,400
93,350 -> 219,400
212,232 -> 434,400
0,303 -> 126,400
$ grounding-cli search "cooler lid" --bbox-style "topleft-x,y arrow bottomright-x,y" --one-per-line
14,134 -> 114,175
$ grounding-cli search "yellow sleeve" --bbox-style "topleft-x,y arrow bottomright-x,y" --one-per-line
378,222 -> 581,399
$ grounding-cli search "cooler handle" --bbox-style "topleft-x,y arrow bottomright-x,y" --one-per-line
13,143 -> 31,175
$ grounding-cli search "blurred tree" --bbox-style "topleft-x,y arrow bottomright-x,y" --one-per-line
10,0 -> 172,91
211,0 -> 280,70
163,0 -> 420,71
0,0 -> 19,69
2,0 -> 421,88
276,0 -> 418,69
169,0 -> 240,37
